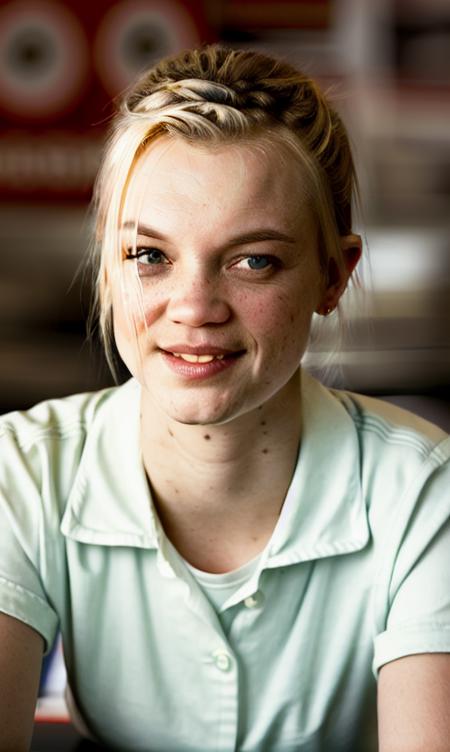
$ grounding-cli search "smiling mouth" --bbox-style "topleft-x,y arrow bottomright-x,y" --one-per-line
171,353 -> 225,363
160,347 -> 245,379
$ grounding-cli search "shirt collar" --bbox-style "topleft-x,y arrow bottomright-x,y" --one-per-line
265,370 -> 369,566
61,372 -> 369,560
61,379 -> 159,548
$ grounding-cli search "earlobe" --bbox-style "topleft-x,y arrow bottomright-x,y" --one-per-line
316,234 -> 362,315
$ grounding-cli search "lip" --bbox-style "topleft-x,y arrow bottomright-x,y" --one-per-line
160,348 -> 244,381
160,344 -> 242,357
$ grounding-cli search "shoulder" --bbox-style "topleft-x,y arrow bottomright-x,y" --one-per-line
304,373 -> 449,525
0,381 -> 136,507
0,385 -> 117,450
302,371 -> 449,481
332,388 -> 449,471
330,389 -> 450,550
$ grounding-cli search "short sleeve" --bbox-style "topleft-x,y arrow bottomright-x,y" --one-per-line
0,425 -> 59,654
373,446 -> 450,674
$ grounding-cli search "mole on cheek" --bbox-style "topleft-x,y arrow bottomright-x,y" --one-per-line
204,434 -> 211,440
168,429 -> 174,437
262,448 -> 269,454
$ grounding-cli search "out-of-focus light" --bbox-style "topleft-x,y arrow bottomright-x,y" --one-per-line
367,229 -> 449,292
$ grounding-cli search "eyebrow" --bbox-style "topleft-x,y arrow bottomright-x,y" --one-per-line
121,221 -> 297,246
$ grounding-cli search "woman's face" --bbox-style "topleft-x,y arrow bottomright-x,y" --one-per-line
112,135 -> 329,426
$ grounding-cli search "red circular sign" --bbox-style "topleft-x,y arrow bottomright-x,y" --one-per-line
0,0 -> 89,121
94,0 -> 201,98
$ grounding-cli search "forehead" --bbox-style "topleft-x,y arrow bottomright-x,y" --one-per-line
122,135 -> 315,236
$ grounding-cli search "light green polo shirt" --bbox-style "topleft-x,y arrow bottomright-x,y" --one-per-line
1,372 -> 449,752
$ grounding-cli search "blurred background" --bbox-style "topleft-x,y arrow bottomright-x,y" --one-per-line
0,0 -> 449,430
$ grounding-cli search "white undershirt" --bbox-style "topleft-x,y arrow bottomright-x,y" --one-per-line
179,550 -> 263,610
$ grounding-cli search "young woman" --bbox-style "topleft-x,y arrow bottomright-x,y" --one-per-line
0,46 -> 449,752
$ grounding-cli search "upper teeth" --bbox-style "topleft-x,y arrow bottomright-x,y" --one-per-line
172,353 -> 225,363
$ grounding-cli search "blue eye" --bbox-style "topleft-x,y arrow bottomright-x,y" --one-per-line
246,255 -> 271,270
137,249 -> 166,265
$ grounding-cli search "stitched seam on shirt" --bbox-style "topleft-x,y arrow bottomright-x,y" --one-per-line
383,622 -> 450,633
336,391 -> 445,450
432,442 -> 450,464
390,619 -> 450,631
352,415 -> 432,456
0,574 -> 50,608
0,421 -> 87,452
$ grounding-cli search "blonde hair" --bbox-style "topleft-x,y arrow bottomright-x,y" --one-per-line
91,45 -> 358,369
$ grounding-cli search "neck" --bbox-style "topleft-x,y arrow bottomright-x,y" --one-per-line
141,371 -> 302,485
139,370 -> 303,571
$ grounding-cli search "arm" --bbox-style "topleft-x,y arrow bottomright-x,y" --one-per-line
0,613 -> 44,752
378,653 -> 450,752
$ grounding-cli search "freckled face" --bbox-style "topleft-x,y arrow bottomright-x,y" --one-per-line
112,136 -> 325,425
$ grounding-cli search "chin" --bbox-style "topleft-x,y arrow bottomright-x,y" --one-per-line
165,404 -> 236,427
154,389 -> 247,427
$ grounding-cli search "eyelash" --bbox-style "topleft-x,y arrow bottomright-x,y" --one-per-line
234,255 -> 277,272
125,247 -> 280,275
125,247 -> 168,264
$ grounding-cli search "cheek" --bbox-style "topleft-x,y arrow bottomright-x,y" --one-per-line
112,276 -> 162,338
140,281 -> 169,328
111,277 -> 148,374
274,304 -> 314,365
245,285 -> 318,383
112,295 -> 136,371
238,286 -> 315,343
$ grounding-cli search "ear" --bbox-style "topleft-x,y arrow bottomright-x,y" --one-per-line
316,234 -> 362,315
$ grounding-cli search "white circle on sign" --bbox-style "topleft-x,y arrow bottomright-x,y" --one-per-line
94,0 -> 201,98
0,0 -> 89,120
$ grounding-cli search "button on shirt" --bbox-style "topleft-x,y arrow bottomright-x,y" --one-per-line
0,372 -> 449,752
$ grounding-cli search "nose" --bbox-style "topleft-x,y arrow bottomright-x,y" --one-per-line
166,270 -> 231,327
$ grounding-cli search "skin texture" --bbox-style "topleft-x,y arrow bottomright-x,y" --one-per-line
378,653 -> 450,751
0,613 -> 43,751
